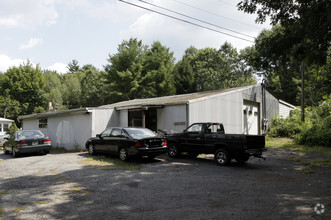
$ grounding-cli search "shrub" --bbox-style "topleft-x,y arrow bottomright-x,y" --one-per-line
268,96 -> 331,147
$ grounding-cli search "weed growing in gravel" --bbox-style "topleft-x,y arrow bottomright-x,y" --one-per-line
300,168 -> 314,174
37,201 -> 49,204
0,208 -> 3,217
68,185 -> 90,194
18,201 -> 29,205
0,190 -> 9,194
79,156 -> 141,170
15,208 -> 24,211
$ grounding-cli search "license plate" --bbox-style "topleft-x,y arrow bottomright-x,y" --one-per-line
32,141 -> 38,145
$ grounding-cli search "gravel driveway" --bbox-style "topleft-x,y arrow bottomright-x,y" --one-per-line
0,148 -> 330,219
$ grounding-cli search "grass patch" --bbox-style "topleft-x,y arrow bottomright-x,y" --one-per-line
266,138 -> 331,156
0,190 -> 9,194
18,201 -> 30,205
79,156 -> 141,170
0,208 -> 3,217
300,168 -> 314,174
37,200 -> 49,204
68,185 -> 90,194
15,208 -> 25,211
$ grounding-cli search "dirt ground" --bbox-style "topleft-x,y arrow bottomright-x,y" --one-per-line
0,148 -> 330,220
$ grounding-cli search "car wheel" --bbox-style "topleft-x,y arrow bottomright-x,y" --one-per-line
168,143 -> 179,158
235,155 -> 249,164
12,147 -> 18,158
214,149 -> 230,166
88,144 -> 95,155
119,148 -> 129,161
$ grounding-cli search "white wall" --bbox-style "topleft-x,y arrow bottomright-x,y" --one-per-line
279,101 -> 295,118
188,92 -> 243,134
92,109 -> 117,137
22,113 -> 92,150
157,104 -> 187,133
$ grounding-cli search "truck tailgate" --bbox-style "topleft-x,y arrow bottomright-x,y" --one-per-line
245,135 -> 265,149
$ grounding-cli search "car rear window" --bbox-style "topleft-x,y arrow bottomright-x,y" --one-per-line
16,130 -> 45,139
125,128 -> 156,139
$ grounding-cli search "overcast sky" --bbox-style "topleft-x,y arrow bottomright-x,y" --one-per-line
0,0 -> 270,73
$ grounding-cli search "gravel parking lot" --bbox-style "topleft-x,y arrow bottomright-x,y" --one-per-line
0,148 -> 330,219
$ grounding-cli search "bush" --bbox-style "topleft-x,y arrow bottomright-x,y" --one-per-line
268,96 -> 331,147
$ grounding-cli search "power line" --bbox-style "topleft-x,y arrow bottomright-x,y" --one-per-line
138,0 -> 255,39
172,0 -> 262,30
118,0 -> 255,43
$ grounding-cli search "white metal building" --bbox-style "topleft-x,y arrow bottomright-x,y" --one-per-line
19,84 -> 286,150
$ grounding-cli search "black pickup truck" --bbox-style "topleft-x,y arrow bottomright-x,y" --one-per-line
166,122 -> 266,166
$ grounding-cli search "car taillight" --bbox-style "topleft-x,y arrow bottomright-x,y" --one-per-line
162,139 -> 167,146
18,141 -> 27,146
135,141 -> 145,148
44,139 -> 51,144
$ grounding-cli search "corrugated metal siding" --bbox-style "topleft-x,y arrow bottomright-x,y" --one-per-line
188,92 -> 243,134
158,104 -> 187,133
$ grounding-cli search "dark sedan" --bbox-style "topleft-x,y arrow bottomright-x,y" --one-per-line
85,127 -> 168,161
3,130 -> 52,157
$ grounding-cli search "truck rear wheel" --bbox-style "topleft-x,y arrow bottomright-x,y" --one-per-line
214,149 -> 230,166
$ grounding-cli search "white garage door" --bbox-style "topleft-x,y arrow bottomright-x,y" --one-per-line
243,101 -> 260,135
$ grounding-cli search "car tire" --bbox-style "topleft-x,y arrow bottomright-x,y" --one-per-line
214,149 -> 230,166
12,147 -> 18,158
235,155 -> 249,164
119,148 -> 129,161
168,143 -> 179,158
88,144 -> 95,155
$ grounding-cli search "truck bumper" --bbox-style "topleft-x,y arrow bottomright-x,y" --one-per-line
245,148 -> 267,156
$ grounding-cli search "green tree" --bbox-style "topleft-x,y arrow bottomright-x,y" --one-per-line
237,0 -> 330,65
242,26 -> 301,105
105,38 -> 146,103
1,61 -> 45,115
67,59 -> 80,73
62,73 -> 82,108
42,70 -> 63,110
80,65 -> 106,107
178,42 -> 256,92
140,41 -> 176,97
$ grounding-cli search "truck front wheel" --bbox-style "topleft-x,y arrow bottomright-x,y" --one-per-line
214,149 -> 230,166
168,143 -> 179,158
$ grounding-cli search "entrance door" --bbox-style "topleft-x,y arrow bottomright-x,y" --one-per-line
243,101 -> 260,135
128,109 -> 157,132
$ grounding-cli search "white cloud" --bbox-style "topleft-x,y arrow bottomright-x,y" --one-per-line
0,54 -> 25,72
47,63 -> 68,74
19,38 -> 43,50
0,0 -> 58,28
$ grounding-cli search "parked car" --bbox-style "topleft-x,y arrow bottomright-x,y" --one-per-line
86,127 -> 168,161
166,122 -> 266,166
3,130 -> 52,157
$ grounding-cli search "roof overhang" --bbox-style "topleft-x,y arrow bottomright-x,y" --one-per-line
115,105 -> 165,111
18,108 -> 94,120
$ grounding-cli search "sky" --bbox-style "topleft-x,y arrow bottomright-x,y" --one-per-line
0,0 -> 270,74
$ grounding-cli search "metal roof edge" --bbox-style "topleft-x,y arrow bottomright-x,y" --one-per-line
188,84 -> 258,104
18,107 -> 94,120
279,99 -> 297,109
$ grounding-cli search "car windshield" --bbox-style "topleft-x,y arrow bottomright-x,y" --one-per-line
16,130 -> 45,139
125,128 -> 156,139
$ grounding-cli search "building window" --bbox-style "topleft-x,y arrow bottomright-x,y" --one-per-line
39,118 -> 48,128
3,124 -> 9,132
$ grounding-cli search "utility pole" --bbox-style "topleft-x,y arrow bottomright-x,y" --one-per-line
301,61 -> 305,122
